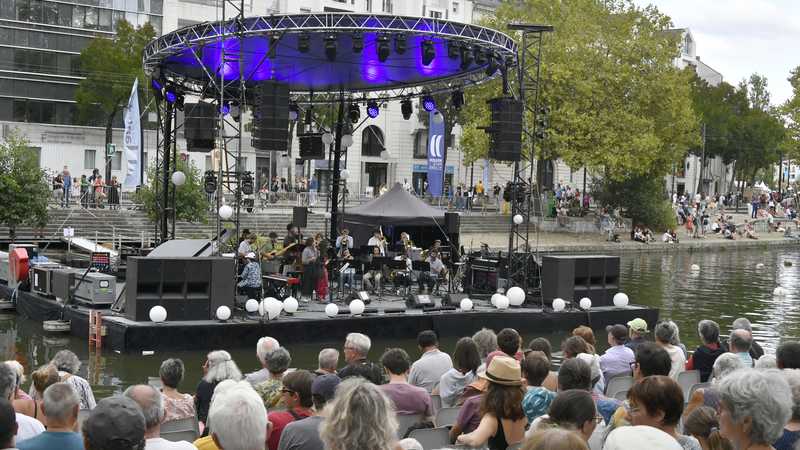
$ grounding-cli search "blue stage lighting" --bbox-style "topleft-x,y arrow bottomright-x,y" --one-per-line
366,100 -> 380,118
421,40 -> 435,66
422,95 -> 436,112
220,102 -> 231,115
151,78 -> 163,91
165,90 -> 177,103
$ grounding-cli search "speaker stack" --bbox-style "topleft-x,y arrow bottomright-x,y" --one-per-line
292,206 -> 308,228
486,97 -> 523,162
541,255 -> 620,307
184,102 -> 218,152
251,81 -> 290,153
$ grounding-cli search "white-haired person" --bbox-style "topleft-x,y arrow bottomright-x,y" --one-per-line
338,333 -> 384,385
315,348 -> 339,376
717,369 -> 792,450
124,383 -> 196,450
654,321 -> 686,380
207,381 -> 270,450
4,362 -> 30,402
195,350 -> 243,431
684,352 -> 744,420
775,370 -> 800,450
320,377 -> 399,450
17,383 -> 82,450
49,350 -> 95,410
245,337 -> 281,385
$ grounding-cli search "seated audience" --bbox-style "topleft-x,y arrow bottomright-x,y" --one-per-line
439,337 -> 481,407
557,358 -> 619,425
728,329 -> 754,368
497,328 -> 523,360
473,328 -> 498,372
254,348 -> 292,409
51,350 -> 96,410
604,425 -> 683,450
16,365 -> 59,427
0,399 -> 17,450
246,337 -> 280,385
523,427 -> 589,450
408,330 -> 452,393
338,333 -> 384,385
196,350 -> 243,427
654,321 -> 686,379
684,353 -> 745,419
599,324 -> 635,382
320,378 -> 397,450
754,355 -> 777,369
775,370 -> 800,450
124,384 -> 196,450
277,374 -> 340,450
730,318 -> 764,360
626,318 -> 650,352
379,349 -> 433,420
315,349 -> 338,376
268,370 -> 315,450
530,389 -> 598,443
17,383 -> 82,450
626,375 -> 701,450
777,342 -> 800,369
0,363 -> 43,442
686,320 -> 726,382
159,358 -> 196,423
527,338 -> 558,391
208,381 -> 269,450
682,406 -> 732,450
82,396 -> 146,450
572,326 -> 597,354
521,351 -> 555,423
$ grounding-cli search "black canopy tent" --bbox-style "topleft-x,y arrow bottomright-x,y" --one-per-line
342,183 -> 452,251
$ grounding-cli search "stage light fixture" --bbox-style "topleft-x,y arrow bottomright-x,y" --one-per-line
377,35 -> 391,62
151,77 -> 163,92
298,33 -> 310,53
175,93 -> 185,111
447,40 -> 460,59
421,39 -> 435,66
394,33 -> 407,54
204,171 -> 217,194
451,90 -> 464,109
401,98 -> 413,120
485,51 -> 499,76
422,95 -> 436,112
474,47 -> 488,66
366,100 -> 380,118
288,102 -> 299,121
220,102 -> 231,115
268,34 -> 280,58
460,45 -> 474,69
348,103 -> 360,123
352,32 -> 363,53
324,34 -> 337,61
165,90 -> 177,104
304,106 -> 313,125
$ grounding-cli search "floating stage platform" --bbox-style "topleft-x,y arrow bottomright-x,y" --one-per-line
2,284 -> 658,353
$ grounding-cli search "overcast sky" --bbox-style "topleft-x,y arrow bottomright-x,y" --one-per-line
633,0 -> 799,105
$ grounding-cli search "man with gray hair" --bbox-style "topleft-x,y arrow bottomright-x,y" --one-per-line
728,329 -> 754,368
17,383 -> 81,450
0,363 -> 43,442
731,317 -> 764,360
246,337 -> 281,385
315,349 -> 339,376
338,333 -> 385,384
124,384 -> 196,449
209,381 -> 270,450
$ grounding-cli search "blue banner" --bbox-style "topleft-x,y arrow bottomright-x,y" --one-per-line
427,111 -> 445,197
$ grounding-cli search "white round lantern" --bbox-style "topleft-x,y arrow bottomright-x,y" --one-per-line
216,305 -> 231,321
612,292 -> 629,307
171,171 -> 186,186
552,298 -> 566,312
513,214 -> 524,225
495,295 -> 510,310
325,303 -> 340,318
691,264 -> 700,271
283,296 -> 299,314
491,293 -> 502,307
340,169 -> 350,180
507,287 -> 525,306
262,297 -> 283,320
349,299 -> 365,315
579,297 -> 592,310
341,134 -> 354,148
321,132 -> 334,146
324,212 -> 332,219
218,205 -> 233,220
149,306 -> 167,323
245,299 -> 259,313
460,298 -> 473,311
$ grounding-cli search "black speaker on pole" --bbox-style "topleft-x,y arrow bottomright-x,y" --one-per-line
251,81 -> 290,153
293,206 -> 308,228
299,133 -> 325,159
486,97 -> 523,162
444,212 -> 460,234
184,102 -> 218,152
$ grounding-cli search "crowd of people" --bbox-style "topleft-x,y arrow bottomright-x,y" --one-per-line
50,166 -> 120,210
3,315 -> 800,450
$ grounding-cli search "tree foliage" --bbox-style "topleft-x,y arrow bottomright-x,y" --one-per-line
0,130 -> 50,240
688,75 -> 747,162
782,66 -> 800,163
134,157 -> 208,224
592,174 -> 676,230
459,0 -> 699,180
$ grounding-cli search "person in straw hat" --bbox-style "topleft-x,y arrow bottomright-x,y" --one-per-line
455,355 -> 528,450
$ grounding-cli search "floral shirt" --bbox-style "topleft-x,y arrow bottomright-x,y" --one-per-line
254,378 -> 285,409
163,392 -> 196,422
61,372 -> 96,410
238,261 -> 262,288
522,386 -> 555,423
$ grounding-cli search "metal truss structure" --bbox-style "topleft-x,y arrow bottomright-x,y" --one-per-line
506,24 -> 553,304
153,100 -> 177,242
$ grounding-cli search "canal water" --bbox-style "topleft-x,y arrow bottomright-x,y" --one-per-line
1,247 -> 797,399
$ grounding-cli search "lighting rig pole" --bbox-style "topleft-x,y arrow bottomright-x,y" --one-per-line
156,94 -> 176,243
330,97 -> 345,240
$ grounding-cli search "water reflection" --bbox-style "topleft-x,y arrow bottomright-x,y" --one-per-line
0,247 -> 797,394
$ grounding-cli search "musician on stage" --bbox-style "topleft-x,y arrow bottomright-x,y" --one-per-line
261,232 -> 280,257
418,251 -> 447,293
237,252 -> 262,300
479,242 -> 491,258
282,223 -> 302,275
363,246 -> 383,294
367,228 -> 386,256
300,237 -> 319,301
399,232 -> 414,258
337,248 -> 356,292
335,228 -> 354,257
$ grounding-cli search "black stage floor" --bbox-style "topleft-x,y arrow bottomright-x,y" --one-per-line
2,284 -> 659,352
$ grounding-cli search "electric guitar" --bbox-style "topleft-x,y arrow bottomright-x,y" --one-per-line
261,242 -> 297,260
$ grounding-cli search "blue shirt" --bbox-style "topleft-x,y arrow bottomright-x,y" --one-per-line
522,386 -> 555,423
18,431 -> 84,450
238,261 -> 262,288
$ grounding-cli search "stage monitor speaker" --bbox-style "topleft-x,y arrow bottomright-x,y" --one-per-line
406,293 -> 435,309
486,97 -> 523,162
184,102 -> 218,152
442,293 -> 469,306
444,212 -> 460,234
251,81 -> 290,153
293,206 -> 308,228
299,133 -> 325,159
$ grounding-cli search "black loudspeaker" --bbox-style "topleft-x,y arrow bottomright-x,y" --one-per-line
541,255 -> 620,307
293,206 -> 308,228
442,293 -> 469,306
406,293 -> 435,309
184,102 -> 218,152
251,81 -> 290,153
486,97 -> 523,161
444,212 -> 460,234
299,133 -> 325,160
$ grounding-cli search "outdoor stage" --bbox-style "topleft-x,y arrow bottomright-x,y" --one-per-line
3,283 -> 658,352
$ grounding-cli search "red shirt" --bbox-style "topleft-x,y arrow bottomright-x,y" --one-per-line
267,407 -> 313,450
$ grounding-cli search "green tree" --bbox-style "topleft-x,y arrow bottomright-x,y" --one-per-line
75,20 -> 155,182
592,174 -> 676,230
781,66 -> 800,166
0,130 -> 50,241
134,157 -> 208,224
459,0 -> 699,180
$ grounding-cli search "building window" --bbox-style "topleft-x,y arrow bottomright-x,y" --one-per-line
111,150 -> 122,170
429,10 -> 442,18
361,125 -> 384,157
381,0 -> 391,13
413,130 -> 427,159
84,149 -> 96,170
365,0 -> 371,12
452,1 -> 458,13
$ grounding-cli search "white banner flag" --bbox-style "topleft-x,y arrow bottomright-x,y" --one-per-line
123,78 -> 141,187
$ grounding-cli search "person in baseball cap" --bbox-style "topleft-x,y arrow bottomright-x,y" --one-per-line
626,318 -> 650,352
600,324 -> 636,381
278,374 -> 341,450
82,396 -> 145,450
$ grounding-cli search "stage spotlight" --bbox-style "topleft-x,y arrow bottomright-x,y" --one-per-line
451,90 -> 464,109
474,47 -> 487,66
289,102 -> 299,121
298,33 -> 310,53
324,34 -> 337,61
460,45 -> 474,69
220,102 -> 231,115
268,34 -> 280,58
377,35 -> 391,62
422,95 -> 436,112
485,51 -> 499,76
348,103 -> 360,123
421,39 -> 435,66
447,40 -> 460,59
394,33 -> 407,54
203,171 -> 217,194
165,90 -> 177,104
352,32 -> 363,53
151,77 -> 163,92
366,100 -> 380,118
175,93 -> 185,111
401,98 -> 413,120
